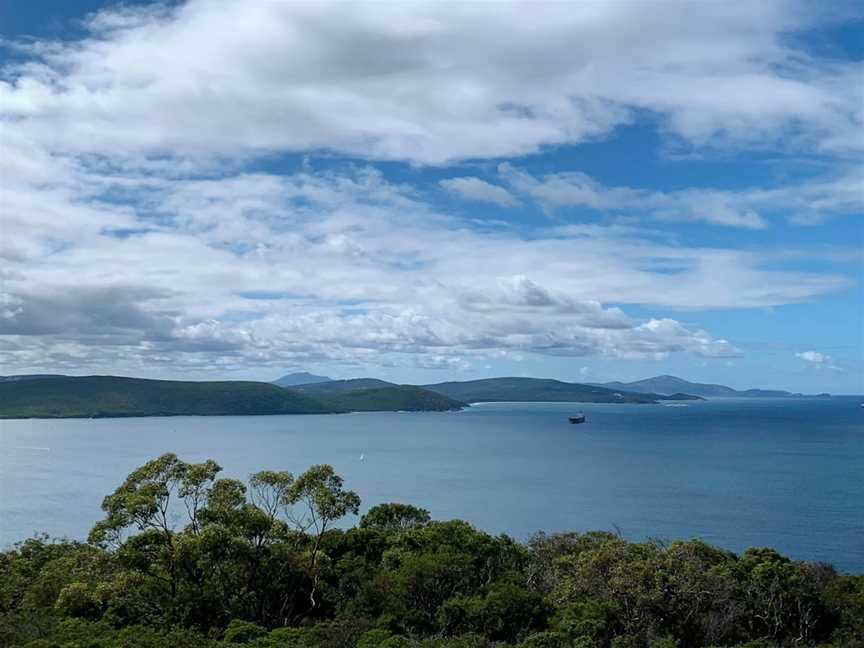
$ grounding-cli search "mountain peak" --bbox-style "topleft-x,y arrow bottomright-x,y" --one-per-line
273,372 -> 333,387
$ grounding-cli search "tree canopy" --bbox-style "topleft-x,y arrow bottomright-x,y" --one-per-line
1,453 -> 861,648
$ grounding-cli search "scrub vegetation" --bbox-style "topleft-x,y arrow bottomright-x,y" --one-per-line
1,454 -> 861,648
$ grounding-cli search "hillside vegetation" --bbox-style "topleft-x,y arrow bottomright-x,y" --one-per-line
0,376 -> 335,418
294,378 -> 397,393
596,375 -> 794,398
321,385 -> 464,412
0,374 -> 713,419
0,376 -> 463,419
1,453 -> 860,648
423,377 -> 675,404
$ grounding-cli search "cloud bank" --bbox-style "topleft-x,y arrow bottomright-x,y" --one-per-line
0,0 -> 860,379
3,162 -> 846,375
1,1 -> 861,165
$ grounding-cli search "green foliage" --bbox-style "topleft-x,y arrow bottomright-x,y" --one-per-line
360,503 -> 431,533
0,376 -> 465,419
516,631 -> 575,648
289,465 -> 361,534
649,637 -> 679,648
0,375 -> 337,418
223,619 -> 267,643
13,618 -> 215,648
1,454 -> 861,648
438,581 -> 546,641
423,377 -> 663,404
321,385 -> 465,412
356,628 -> 401,648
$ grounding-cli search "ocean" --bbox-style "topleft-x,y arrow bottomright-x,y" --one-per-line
1,397 -> 861,572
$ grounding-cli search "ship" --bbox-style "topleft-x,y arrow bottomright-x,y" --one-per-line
569,413 -> 586,424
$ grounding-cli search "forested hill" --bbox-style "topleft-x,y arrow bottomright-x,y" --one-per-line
594,374 -> 795,397
0,375 -> 336,418
0,374 -> 710,419
292,378 -> 397,393
318,385 -> 463,412
422,377 -> 698,404
0,376 -> 464,419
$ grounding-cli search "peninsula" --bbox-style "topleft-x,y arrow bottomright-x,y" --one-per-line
0,375 -> 464,419
0,373 -> 702,419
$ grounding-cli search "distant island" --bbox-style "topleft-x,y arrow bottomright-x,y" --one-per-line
420,377 -> 701,404
1,371 -> 818,420
291,376 -> 702,404
591,374 -> 802,398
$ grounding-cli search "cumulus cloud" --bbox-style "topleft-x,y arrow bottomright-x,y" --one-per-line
797,351 -> 829,363
0,1 -> 860,165
796,350 -> 842,371
4,153 -> 837,376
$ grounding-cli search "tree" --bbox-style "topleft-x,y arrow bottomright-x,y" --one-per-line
87,454 -> 222,618
360,503 -> 430,534
3,453 -> 860,647
438,581 -> 546,642
88,454 -> 221,547
286,465 -> 361,614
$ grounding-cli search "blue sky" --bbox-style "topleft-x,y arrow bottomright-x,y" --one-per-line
0,1 -> 861,392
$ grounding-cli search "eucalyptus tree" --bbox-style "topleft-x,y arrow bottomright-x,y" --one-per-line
88,453 -> 221,610
83,455 -> 362,627
360,503 -> 431,533
286,464 -> 361,613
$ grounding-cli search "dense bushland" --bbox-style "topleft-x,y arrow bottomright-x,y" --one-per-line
1,454 -> 861,648
0,376 -> 464,418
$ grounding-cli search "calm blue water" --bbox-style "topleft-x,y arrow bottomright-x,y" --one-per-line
1,398 -> 862,572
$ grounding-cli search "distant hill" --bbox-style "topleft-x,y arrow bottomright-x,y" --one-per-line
594,375 -> 793,398
1,373 -> 725,419
0,374 -> 68,382
663,392 -> 706,401
293,378 -> 396,393
320,385 -> 464,412
0,375 -> 465,419
422,377 -> 684,404
273,372 -> 333,387
0,375 -> 337,419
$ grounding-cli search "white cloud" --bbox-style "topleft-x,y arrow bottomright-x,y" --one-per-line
3,154 -> 847,376
498,164 -> 863,228
0,1 -> 860,165
797,350 -> 830,363
0,1 -> 859,378
440,177 -> 519,207
796,350 -> 843,371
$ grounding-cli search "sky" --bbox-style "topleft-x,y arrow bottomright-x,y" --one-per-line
0,0 -> 862,393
